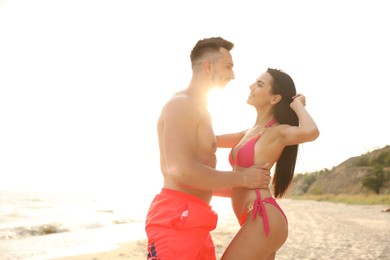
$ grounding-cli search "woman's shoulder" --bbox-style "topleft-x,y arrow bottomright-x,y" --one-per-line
262,124 -> 293,144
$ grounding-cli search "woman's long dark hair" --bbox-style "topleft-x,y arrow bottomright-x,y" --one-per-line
267,68 -> 299,198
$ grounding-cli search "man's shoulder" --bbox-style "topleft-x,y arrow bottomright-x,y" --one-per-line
160,95 -> 202,124
164,92 -> 196,110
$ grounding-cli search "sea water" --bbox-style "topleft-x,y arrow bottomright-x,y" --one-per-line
0,188 -> 234,260
0,191 -> 151,260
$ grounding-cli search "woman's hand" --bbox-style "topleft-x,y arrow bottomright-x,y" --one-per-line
291,93 -> 306,108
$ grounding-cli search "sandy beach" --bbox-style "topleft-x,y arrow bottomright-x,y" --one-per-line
52,199 -> 390,260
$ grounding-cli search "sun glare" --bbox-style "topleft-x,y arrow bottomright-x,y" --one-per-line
207,88 -> 223,110
207,88 -> 232,132
208,87 -> 255,134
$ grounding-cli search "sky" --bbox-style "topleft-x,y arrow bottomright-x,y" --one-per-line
0,0 -> 389,196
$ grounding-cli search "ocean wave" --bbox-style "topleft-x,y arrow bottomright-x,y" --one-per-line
0,223 -> 69,240
0,218 -> 141,240
113,218 -> 139,224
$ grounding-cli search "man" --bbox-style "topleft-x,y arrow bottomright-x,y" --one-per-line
145,37 -> 270,259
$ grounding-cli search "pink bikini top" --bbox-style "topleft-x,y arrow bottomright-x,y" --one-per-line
229,119 -> 277,168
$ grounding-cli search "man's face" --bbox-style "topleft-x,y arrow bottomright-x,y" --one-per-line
210,48 -> 235,89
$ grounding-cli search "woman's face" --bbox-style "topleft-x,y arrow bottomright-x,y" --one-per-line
247,72 -> 275,108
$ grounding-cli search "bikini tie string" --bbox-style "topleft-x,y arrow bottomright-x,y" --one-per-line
251,189 -> 270,236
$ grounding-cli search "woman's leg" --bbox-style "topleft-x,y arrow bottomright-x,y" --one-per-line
266,252 -> 276,260
221,204 -> 288,260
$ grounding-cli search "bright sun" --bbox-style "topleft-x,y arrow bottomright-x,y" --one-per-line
208,87 -> 255,135
208,87 -> 256,172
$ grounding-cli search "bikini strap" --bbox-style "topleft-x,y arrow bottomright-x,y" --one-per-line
257,118 -> 278,137
265,118 -> 278,128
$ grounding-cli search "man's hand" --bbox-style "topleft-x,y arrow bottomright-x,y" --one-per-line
238,163 -> 271,189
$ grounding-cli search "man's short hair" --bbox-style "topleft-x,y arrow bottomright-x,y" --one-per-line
190,37 -> 234,66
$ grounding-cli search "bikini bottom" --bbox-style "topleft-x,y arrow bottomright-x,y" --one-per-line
238,189 -> 287,236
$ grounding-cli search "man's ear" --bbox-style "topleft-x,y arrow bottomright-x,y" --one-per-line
202,60 -> 212,73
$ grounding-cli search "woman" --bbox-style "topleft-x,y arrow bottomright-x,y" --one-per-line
216,68 -> 320,259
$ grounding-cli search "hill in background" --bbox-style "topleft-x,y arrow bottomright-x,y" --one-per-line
287,145 -> 390,196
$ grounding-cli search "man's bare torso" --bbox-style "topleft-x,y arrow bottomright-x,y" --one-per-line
158,93 -> 216,203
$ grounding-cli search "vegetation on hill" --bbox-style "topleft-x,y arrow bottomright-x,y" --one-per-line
286,145 -> 390,205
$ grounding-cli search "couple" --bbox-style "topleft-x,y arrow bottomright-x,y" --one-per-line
145,37 -> 319,259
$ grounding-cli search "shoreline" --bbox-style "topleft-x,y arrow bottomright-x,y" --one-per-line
51,215 -> 239,260
51,199 -> 390,260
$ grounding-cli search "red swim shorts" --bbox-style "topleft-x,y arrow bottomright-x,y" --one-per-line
145,188 -> 218,260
